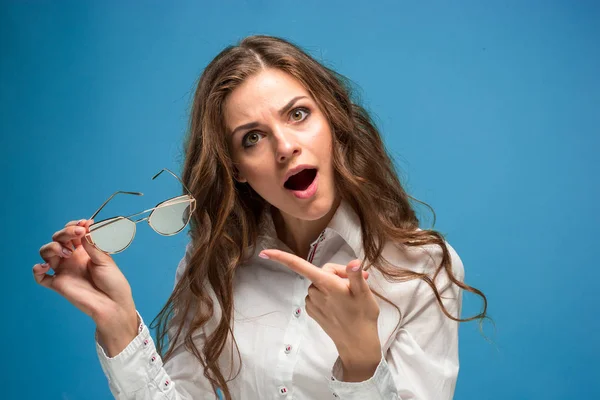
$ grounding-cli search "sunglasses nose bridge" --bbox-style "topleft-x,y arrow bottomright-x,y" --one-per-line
133,216 -> 149,223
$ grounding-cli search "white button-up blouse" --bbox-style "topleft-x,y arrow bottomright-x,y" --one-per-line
96,200 -> 464,399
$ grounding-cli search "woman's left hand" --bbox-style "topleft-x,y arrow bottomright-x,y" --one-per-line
259,249 -> 382,381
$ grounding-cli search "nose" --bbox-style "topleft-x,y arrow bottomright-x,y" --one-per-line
273,128 -> 301,163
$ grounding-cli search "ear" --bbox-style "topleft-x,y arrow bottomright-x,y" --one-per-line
233,167 -> 247,183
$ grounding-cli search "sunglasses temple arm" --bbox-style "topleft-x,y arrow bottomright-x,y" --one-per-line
152,168 -> 193,197
89,191 -> 144,220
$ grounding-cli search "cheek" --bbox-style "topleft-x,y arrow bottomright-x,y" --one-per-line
311,121 -> 334,159
238,157 -> 273,183
231,145 -> 264,177
243,163 -> 281,200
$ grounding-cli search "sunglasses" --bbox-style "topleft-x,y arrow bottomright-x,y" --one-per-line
84,168 -> 196,254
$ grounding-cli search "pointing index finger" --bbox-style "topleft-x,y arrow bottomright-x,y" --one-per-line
260,249 -> 326,284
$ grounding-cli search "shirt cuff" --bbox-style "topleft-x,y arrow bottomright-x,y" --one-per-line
95,311 -> 166,395
328,355 -> 397,399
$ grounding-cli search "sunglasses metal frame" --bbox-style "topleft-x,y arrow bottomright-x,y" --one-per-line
83,168 -> 197,254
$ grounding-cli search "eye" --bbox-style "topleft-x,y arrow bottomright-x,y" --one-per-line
290,107 -> 310,122
242,131 -> 264,148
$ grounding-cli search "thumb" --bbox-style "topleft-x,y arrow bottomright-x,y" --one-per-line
346,259 -> 369,295
80,224 -> 116,266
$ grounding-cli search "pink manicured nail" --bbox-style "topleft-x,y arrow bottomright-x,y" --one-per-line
352,265 -> 360,271
259,252 -> 269,259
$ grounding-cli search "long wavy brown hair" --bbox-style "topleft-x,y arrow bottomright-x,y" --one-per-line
151,35 -> 488,400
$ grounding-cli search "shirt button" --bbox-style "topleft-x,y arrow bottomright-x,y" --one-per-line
284,345 -> 292,354
278,386 -> 288,396
294,307 -> 302,317
332,393 -> 339,398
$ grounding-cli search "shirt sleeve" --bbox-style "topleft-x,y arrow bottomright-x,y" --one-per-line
328,243 -> 464,400
95,242 -> 217,400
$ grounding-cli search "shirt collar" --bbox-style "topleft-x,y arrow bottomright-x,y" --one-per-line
256,199 -> 364,259
325,199 -> 364,259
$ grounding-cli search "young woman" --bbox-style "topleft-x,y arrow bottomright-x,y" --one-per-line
34,35 -> 487,399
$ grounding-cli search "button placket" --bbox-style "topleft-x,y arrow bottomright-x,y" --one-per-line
308,230 -> 326,264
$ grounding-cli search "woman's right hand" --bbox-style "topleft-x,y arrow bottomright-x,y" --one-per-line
33,219 -> 139,355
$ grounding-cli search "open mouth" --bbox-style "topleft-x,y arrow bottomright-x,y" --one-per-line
284,168 -> 317,191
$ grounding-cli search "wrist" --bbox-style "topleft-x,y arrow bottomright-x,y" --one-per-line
94,300 -> 137,330
335,324 -> 380,361
336,330 -> 382,382
340,356 -> 381,383
96,309 -> 140,357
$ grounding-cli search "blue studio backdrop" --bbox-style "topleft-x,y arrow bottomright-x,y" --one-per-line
1,1 -> 598,399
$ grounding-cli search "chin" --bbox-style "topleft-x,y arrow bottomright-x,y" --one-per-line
283,193 -> 338,221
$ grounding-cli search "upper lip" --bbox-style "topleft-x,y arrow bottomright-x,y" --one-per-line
282,164 -> 317,186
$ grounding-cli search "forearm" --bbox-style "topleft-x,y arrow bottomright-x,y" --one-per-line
96,314 -> 199,400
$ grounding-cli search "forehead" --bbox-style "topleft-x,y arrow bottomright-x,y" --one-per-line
223,68 -> 310,127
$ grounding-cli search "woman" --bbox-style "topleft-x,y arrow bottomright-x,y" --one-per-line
34,35 -> 487,399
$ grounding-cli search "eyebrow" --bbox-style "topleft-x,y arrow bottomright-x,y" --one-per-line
229,96 -> 308,137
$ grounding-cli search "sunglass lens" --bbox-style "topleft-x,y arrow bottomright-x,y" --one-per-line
89,217 -> 136,253
149,198 -> 192,235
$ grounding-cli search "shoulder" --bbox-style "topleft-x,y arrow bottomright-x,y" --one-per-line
420,238 -> 465,282
379,232 -> 465,282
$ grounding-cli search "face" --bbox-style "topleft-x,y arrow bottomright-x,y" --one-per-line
224,68 -> 337,221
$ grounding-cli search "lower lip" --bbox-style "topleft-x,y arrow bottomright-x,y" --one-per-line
288,172 -> 319,199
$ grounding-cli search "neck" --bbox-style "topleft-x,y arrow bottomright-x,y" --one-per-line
272,198 -> 341,259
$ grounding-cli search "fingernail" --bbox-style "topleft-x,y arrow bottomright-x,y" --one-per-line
74,227 -> 85,235
62,247 -> 72,256
77,219 -> 85,226
258,252 -> 269,259
40,263 -> 48,269
352,265 -> 360,271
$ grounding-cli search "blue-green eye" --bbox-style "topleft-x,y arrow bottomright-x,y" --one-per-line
242,131 -> 264,148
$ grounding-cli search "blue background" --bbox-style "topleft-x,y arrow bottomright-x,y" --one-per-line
1,1 -> 598,399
